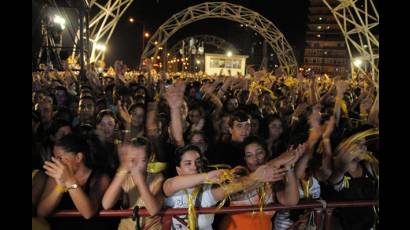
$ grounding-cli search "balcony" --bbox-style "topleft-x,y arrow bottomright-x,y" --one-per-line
304,53 -> 348,59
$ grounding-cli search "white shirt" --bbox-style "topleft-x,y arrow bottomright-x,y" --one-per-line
274,177 -> 321,230
165,184 -> 217,230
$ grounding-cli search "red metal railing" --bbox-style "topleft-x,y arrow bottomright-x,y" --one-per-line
51,200 -> 378,230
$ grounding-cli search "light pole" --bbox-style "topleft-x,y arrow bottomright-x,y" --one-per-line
129,18 -> 149,68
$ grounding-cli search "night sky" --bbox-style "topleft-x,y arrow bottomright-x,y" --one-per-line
32,0 -> 310,69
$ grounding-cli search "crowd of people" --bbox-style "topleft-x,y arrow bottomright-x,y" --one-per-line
32,59 -> 379,230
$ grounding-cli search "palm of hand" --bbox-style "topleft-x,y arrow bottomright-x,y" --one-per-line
118,101 -> 131,123
53,159 -> 74,185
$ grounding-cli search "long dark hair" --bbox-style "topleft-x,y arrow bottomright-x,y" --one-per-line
55,134 -> 93,168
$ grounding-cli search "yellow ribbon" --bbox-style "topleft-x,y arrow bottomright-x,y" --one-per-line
301,178 -> 311,199
146,162 -> 167,173
202,166 -> 237,210
183,186 -> 201,230
260,86 -> 277,100
336,96 -> 349,118
258,183 -> 267,215
284,77 -> 297,87
335,128 -> 379,154
207,164 -> 232,170
343,176 -> 351,189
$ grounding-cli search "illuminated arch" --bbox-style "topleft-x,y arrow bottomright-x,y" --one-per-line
167,34 -> 238,56
323,0 -> 379,81
141,1 -> 298,75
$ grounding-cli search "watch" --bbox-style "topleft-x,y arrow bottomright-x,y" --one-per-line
67,183 -> 79,190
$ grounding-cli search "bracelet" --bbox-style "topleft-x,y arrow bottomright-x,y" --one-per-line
122,129 -> 131,133
287,164 -> 295,172
116,169 -> 129,176
55,184 -> 67,193
114,139 -> 123,145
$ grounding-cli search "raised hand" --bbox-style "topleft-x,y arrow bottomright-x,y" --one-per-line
191,118 -> 205,131
335,80 -> 349,97
267,149 -> 298,168
284,143 -> 307,168
130,147 -> 149,175
246,65 -> 256,77
43,157 -> 76,186
360,96 -> 373,113
200,82 -> 216,97
114,60 -> 125,76
117,143 -> 136,172
204,169 -> 226,184
253,164 -> 288,183
117,100 -> 131,125
308,105 -> 323,144
164,79 -> 186,109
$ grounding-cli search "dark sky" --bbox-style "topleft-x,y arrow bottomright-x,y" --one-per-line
33,0 -> 310,68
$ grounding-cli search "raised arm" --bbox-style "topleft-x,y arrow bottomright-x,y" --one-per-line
164,79 -> 186,147
38,157 -> 108,219
163,170 -> 224,197
102,144 -> 134,210
211,164 -> 290,201
315,116 -> 335,181
294,105 -> 322,179
130,147 -> 164,215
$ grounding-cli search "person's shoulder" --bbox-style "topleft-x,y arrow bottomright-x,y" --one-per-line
91,169 -> 111,181
201,185 -> 219,206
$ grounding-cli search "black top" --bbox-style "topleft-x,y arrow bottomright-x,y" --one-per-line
321,162 -> 378,230
208,141 -> 244,168
47,170 -> 119,230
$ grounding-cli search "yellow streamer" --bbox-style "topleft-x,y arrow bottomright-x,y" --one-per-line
146,162 -> 167,173
258,183 -> 267,216
207,164 -> 232,170
343,176 -> 351,189
183,186 -> 201,230
301,178 -> 311,199
336,96 -> 349,118
336,128 -> 379,154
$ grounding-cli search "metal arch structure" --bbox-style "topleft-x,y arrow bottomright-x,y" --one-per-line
71,0 -> 134,63
140,2 -> 298,76
168,34 -> 238,56
322,0 -> 379,81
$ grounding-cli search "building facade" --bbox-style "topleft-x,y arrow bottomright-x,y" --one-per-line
303,0 -> 349,76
